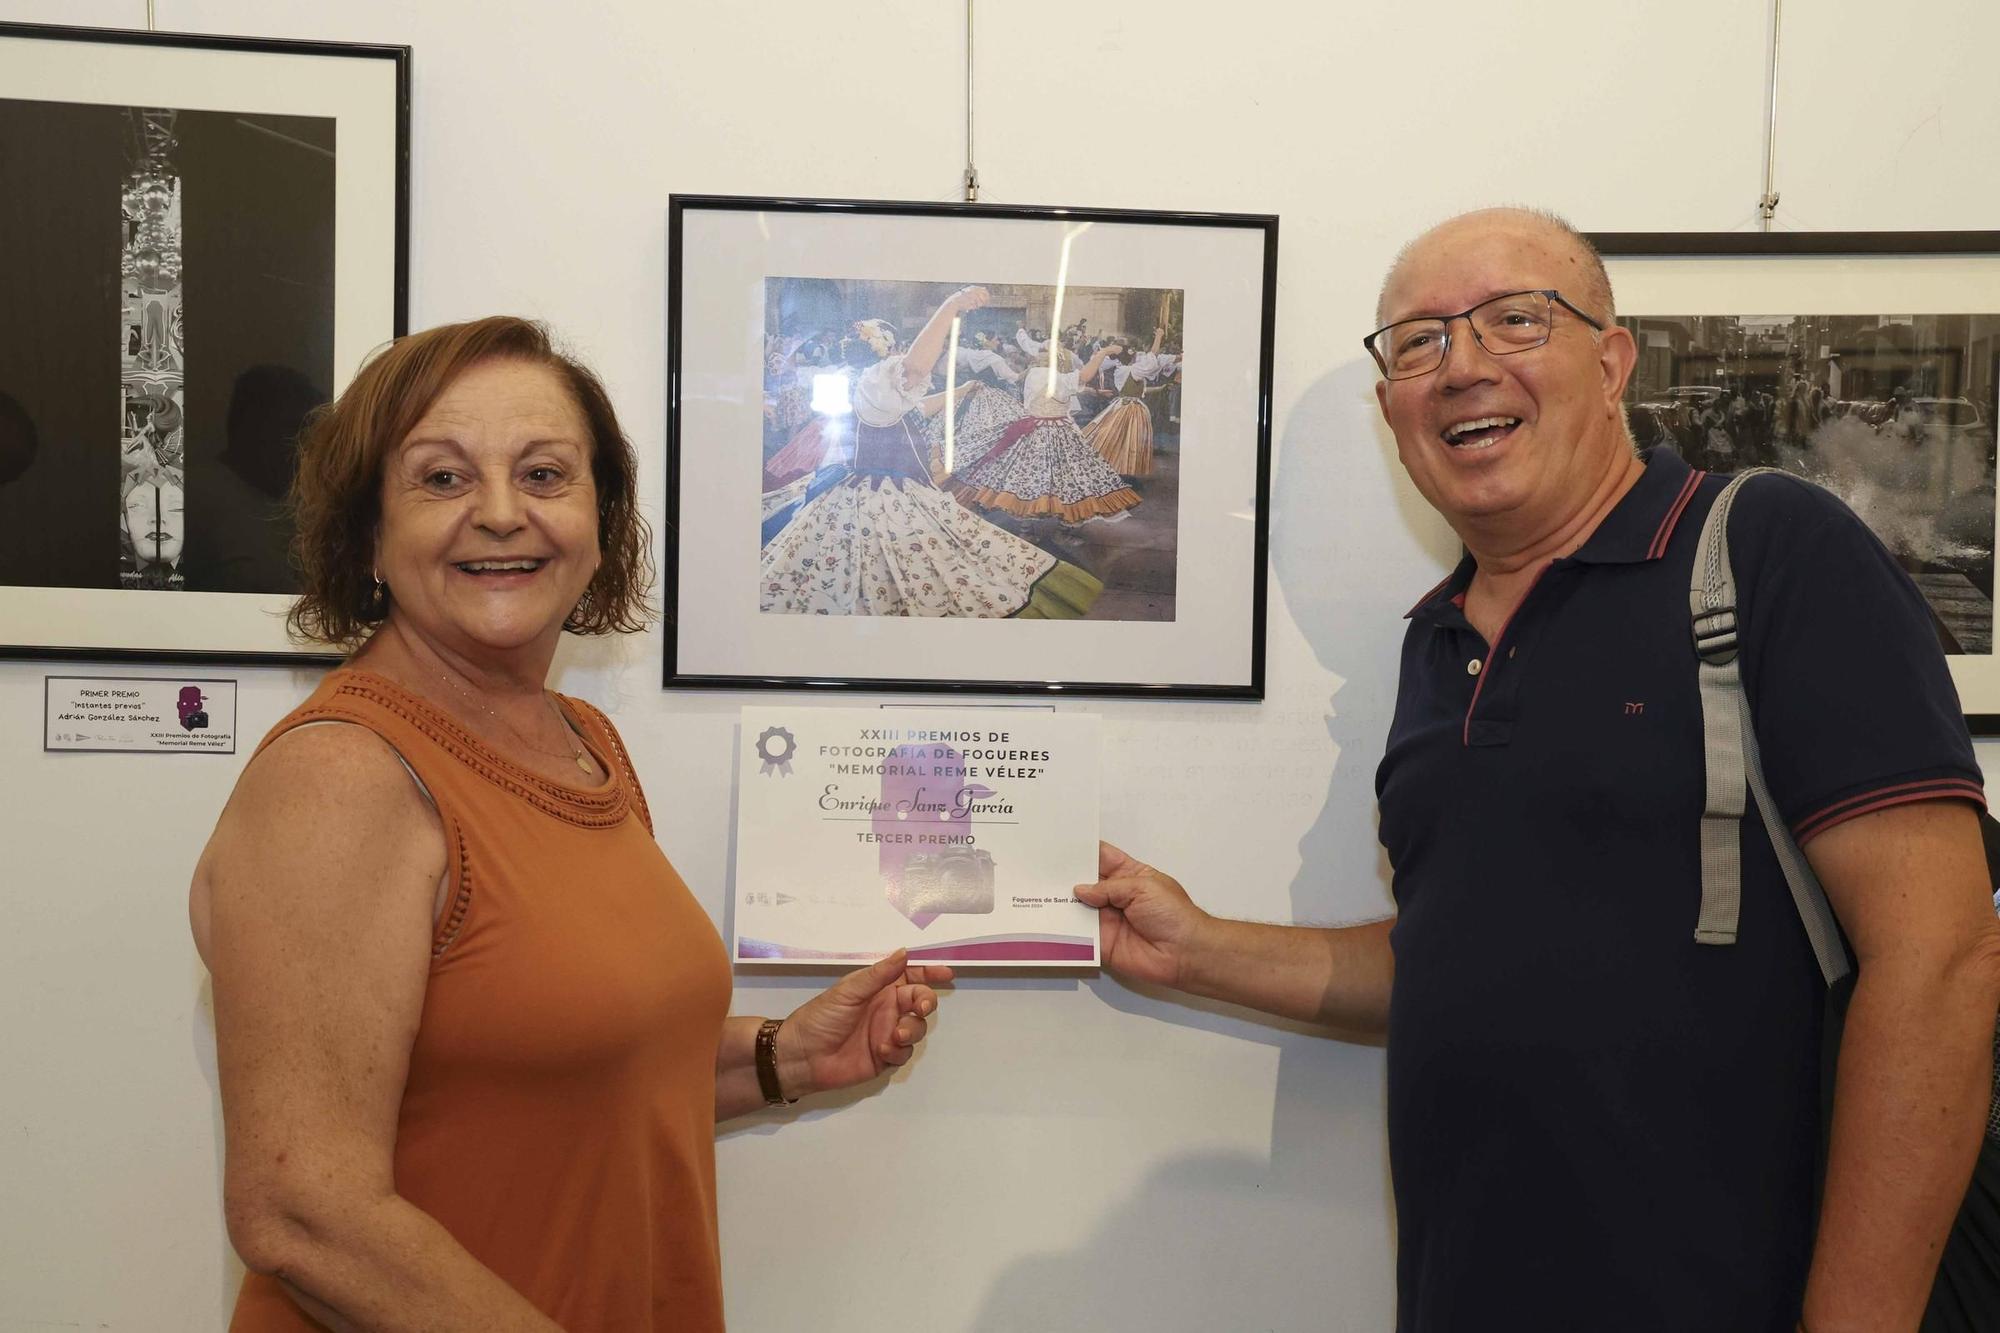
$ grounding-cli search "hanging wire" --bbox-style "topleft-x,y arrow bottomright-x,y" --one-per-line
963,0 -> 979,202
1757,0 -> 1783,230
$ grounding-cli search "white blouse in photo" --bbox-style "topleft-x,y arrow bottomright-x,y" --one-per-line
851,355 -> 927,428
1022,366 -> 1081,419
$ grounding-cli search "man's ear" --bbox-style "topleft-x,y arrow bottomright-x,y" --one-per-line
1598,323 -> 1639,415
1374,376 -> 1393,426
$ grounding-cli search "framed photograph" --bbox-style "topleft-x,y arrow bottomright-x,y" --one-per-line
1591,230 -> 2000,732
667,194 -> 1276,698
0,22 -> 410,665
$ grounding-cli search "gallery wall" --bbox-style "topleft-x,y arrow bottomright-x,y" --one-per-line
3,1 -> 1997,1329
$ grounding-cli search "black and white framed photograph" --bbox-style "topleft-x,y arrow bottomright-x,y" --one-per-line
0,22 -> 409,664
1591,230 -> 2000,731
668,194 -> 1276,697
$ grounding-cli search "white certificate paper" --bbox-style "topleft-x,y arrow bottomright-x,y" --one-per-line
733,706 -> 1100,967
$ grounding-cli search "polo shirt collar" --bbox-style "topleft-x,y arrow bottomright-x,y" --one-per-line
1568,446 -> 1703,566
1404,447 -> 1704,623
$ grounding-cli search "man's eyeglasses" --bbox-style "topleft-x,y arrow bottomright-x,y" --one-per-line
1363,289 -> 1605,381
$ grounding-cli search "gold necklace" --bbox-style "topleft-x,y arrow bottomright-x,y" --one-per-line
430,668 -> 596,774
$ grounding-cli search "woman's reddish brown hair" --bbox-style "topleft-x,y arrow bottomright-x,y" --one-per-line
286,316 -> 653,647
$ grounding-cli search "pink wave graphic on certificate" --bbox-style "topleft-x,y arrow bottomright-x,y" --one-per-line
736,932 -> 1095,963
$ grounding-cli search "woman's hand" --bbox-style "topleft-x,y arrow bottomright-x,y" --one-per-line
775,951 -> 954,1098
904,289 -> 994,390
947,286 -> 991,317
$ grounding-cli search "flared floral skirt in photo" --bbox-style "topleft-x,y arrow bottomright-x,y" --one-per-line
758,473 -> 1100,618
946,417 -> 1141,525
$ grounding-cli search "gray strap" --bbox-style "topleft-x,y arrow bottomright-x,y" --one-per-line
1692,648 -> 1749,945
1740,686 -> 1853,985
1689,468 -> 1852,984
1690,470 -> 1769,946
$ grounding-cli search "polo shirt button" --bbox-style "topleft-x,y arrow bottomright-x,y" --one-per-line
1467,658 -> 1483,676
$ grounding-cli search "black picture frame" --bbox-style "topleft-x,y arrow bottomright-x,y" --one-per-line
666,193 -> 1277,699
1589,229 -> 2000,733
0,21 -> 411,667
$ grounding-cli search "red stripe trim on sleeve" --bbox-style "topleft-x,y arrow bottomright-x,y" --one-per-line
1647,469 -> 1706,560
1796,776 -> 1988,830
1792,778 -> 1988,843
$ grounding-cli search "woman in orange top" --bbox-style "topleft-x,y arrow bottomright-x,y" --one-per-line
189,316 -> 950,1331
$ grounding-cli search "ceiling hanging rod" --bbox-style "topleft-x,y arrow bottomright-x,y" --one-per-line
1758,0 -> 1783,230
146,0 -> 156,30
963,0 -> 979,202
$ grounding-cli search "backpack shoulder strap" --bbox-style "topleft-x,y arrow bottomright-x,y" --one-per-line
1690,467 -> 1853,985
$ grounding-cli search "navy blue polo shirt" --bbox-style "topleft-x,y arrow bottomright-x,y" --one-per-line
1375,447 -> 1984,1333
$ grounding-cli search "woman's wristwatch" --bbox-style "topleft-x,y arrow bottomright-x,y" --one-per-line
755,1018 -> 800,1107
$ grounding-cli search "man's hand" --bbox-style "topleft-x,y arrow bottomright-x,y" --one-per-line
1076,841 -> 1396,1033
1074,841 -> 1212,989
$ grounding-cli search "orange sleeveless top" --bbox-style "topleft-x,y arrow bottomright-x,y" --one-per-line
229,670 -> 732,1332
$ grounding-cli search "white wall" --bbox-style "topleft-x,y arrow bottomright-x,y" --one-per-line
3,2 -> 1996,1329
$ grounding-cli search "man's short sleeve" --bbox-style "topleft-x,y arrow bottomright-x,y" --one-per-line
1732,475 -> 1985,843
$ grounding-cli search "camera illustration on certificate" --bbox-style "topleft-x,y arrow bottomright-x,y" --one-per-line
732,706 -> 1101,966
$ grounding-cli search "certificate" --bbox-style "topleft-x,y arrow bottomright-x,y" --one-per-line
44,674 -> 237,753
732,706 -> 1100,967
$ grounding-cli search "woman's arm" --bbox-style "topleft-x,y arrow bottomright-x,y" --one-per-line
900,287 -> 991,392
1077,344 -> 1120,385
715,952 -> 953,1122
197,725 -> 562,1332
915,381 -> 977,419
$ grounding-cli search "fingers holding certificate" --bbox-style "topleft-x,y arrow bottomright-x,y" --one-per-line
770,952 -> 957,1097
1073,842 -> 1213,989
733,706 -> 1101,966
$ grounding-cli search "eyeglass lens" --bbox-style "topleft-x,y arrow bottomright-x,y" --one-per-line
1374,291 -> 1556,380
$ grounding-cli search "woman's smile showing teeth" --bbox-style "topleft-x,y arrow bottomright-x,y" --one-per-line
1442,415 -> 1521,449
454,557 -> 547,576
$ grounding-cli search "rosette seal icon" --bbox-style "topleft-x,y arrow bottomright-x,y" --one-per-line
755,725 -> 796,777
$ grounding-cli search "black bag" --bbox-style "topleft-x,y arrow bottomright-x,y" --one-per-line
1915,814 -> 2000,1332
1817,839 -> 2000,1333
1691,470 -> 2000,1331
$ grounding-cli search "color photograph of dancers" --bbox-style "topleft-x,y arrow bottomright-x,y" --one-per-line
757,276 -> 1185,622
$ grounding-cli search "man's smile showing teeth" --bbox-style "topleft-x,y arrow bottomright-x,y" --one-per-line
454,558 -> 547,573
1442,416 -> 1521,449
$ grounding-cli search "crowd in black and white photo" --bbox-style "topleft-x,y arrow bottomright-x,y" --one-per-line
1623,312 -> 2000,651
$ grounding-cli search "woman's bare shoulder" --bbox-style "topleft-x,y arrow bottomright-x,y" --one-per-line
190,722 -> 446,965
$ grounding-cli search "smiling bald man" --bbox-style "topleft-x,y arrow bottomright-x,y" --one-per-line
1077,208 -> 2000,1332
